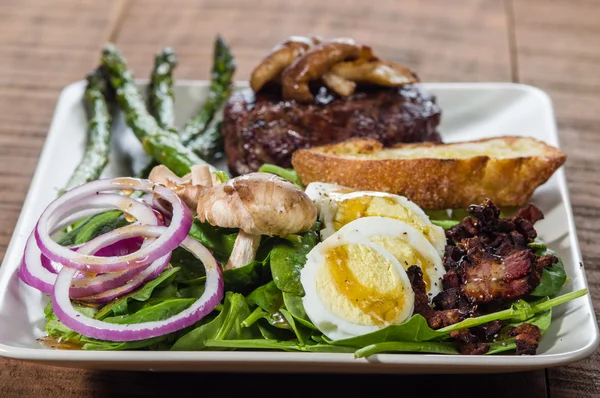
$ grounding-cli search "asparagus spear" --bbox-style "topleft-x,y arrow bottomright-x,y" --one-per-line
148,47 -> 178,132
139,47 -> 178,178
101,43 -> 212,176
187,119 -> 224,161
61,69 -> 113,193
179,35 -> 235,145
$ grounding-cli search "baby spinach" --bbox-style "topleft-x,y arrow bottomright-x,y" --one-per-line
256,322 -> 295,341
176,258 -> 268,294
95,267 -> 181,319
203,339 -> 355,353
171,292 -> 255,350
57,210 -> 127,246
530,250 -> 567,297
258,164 -> 303,188
242,307 -> 268,328
333,290 -> 587,348
485,307 -> 552,355
332,315 -> 445,348
247,281 -> 283,314
430,219 -> 460,230
528,239 -> 547,251
270,226 -> 319,296
171,247 -> 207,282
102,298 -> 196,324
178,284 -> 206,298
282,293 -> 318,331
223,260 -> 268,293
354,341 -> 460,358
280,308 -> 310,345
81,335 -> 168,351
45,303 -> 97,343
187,220 -> 235,262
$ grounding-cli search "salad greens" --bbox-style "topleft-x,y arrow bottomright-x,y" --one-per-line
258,164 -> 304,188
45,207 -> 585,358
269,224 -> 319,296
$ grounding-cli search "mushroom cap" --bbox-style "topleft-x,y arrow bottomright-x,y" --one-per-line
196,172 -> 317,237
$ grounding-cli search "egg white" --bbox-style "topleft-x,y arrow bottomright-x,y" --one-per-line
301,226 -> 415,341
304,182 -> 446,257
336,216 -> 445,298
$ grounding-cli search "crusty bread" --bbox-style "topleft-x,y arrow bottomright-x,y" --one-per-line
291,136 -> 566,209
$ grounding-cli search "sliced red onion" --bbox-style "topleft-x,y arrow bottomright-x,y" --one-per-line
20,193 -> 159,295
75,253 -> 170,303
35,178 -> 191,273
53,226 -> 223,341
41,254 -> 62,274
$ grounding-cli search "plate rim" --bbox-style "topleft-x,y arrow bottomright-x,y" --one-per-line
0,81 -> 598,372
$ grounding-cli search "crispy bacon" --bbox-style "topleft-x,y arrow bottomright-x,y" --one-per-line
509,323 -> 542,355
441,199 -> 554,305
406,266 -> 467,329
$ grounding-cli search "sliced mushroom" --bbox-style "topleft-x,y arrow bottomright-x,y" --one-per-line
322,72 -> 356,97
148,164 -> 217,210
250,36 -> 321,93
196,172 -> 317,269
281,39 -> 362,102
330,59 -> 419,87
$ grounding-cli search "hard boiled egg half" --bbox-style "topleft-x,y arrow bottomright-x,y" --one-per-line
301,216 -> 444,341
305,182 -> 446,256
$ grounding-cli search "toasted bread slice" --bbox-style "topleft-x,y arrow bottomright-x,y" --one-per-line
291,137 -> 566,209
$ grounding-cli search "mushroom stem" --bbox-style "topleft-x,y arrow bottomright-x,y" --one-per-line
225,231 -> 262,270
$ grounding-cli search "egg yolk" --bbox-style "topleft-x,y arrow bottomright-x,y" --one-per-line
333,196 -> 433,240
369,236 -> 433,290
315,243 -> 410,327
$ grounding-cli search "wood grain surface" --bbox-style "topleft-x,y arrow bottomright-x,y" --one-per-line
0,0 -> 597,396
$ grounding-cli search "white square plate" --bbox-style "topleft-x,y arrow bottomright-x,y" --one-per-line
0,82 -> 598,373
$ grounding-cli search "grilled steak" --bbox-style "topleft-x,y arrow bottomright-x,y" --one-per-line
222,84 -> 442,175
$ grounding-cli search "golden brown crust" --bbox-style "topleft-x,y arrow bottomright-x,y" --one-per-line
291,137 -> 567,209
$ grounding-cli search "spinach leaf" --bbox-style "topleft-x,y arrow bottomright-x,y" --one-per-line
528,239 -> 547,251
256,322 -> 295,341
187,220 -> 235,262
530,250 -> 567,297
270,226 -> 319,296
95,267 -> 180,319
280,308 -> 310,345
223,260 -> 268,294
178,258 -> 268,294
486,307 -> 552,355
179,284 -> 206,298
102,298 -> 196,324
57,210 -> 128,246
258,164 -> 303,188
45,303 -> 97,343
354,341 -> 459,358
282,292 -> 318,330
242,307 -> 268,328
171,292 -> 254,350
151,283 -> 180,299
247,281 -> 283,314
171,247 -> 207,282
334,290 -> 587,348
204,339 -> 355,353
332,315 -> 445,348
81,335 -> 168,351
430,219 -> 460,230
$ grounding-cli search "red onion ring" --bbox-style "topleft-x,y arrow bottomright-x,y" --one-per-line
35,178 -> 191,273
20,193 -> 159,295
52,226 -> 223,341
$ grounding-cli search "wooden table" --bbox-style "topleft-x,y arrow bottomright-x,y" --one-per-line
0,0 -> 598,396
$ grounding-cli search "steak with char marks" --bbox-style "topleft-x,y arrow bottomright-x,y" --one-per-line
222,85 -> 442,175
